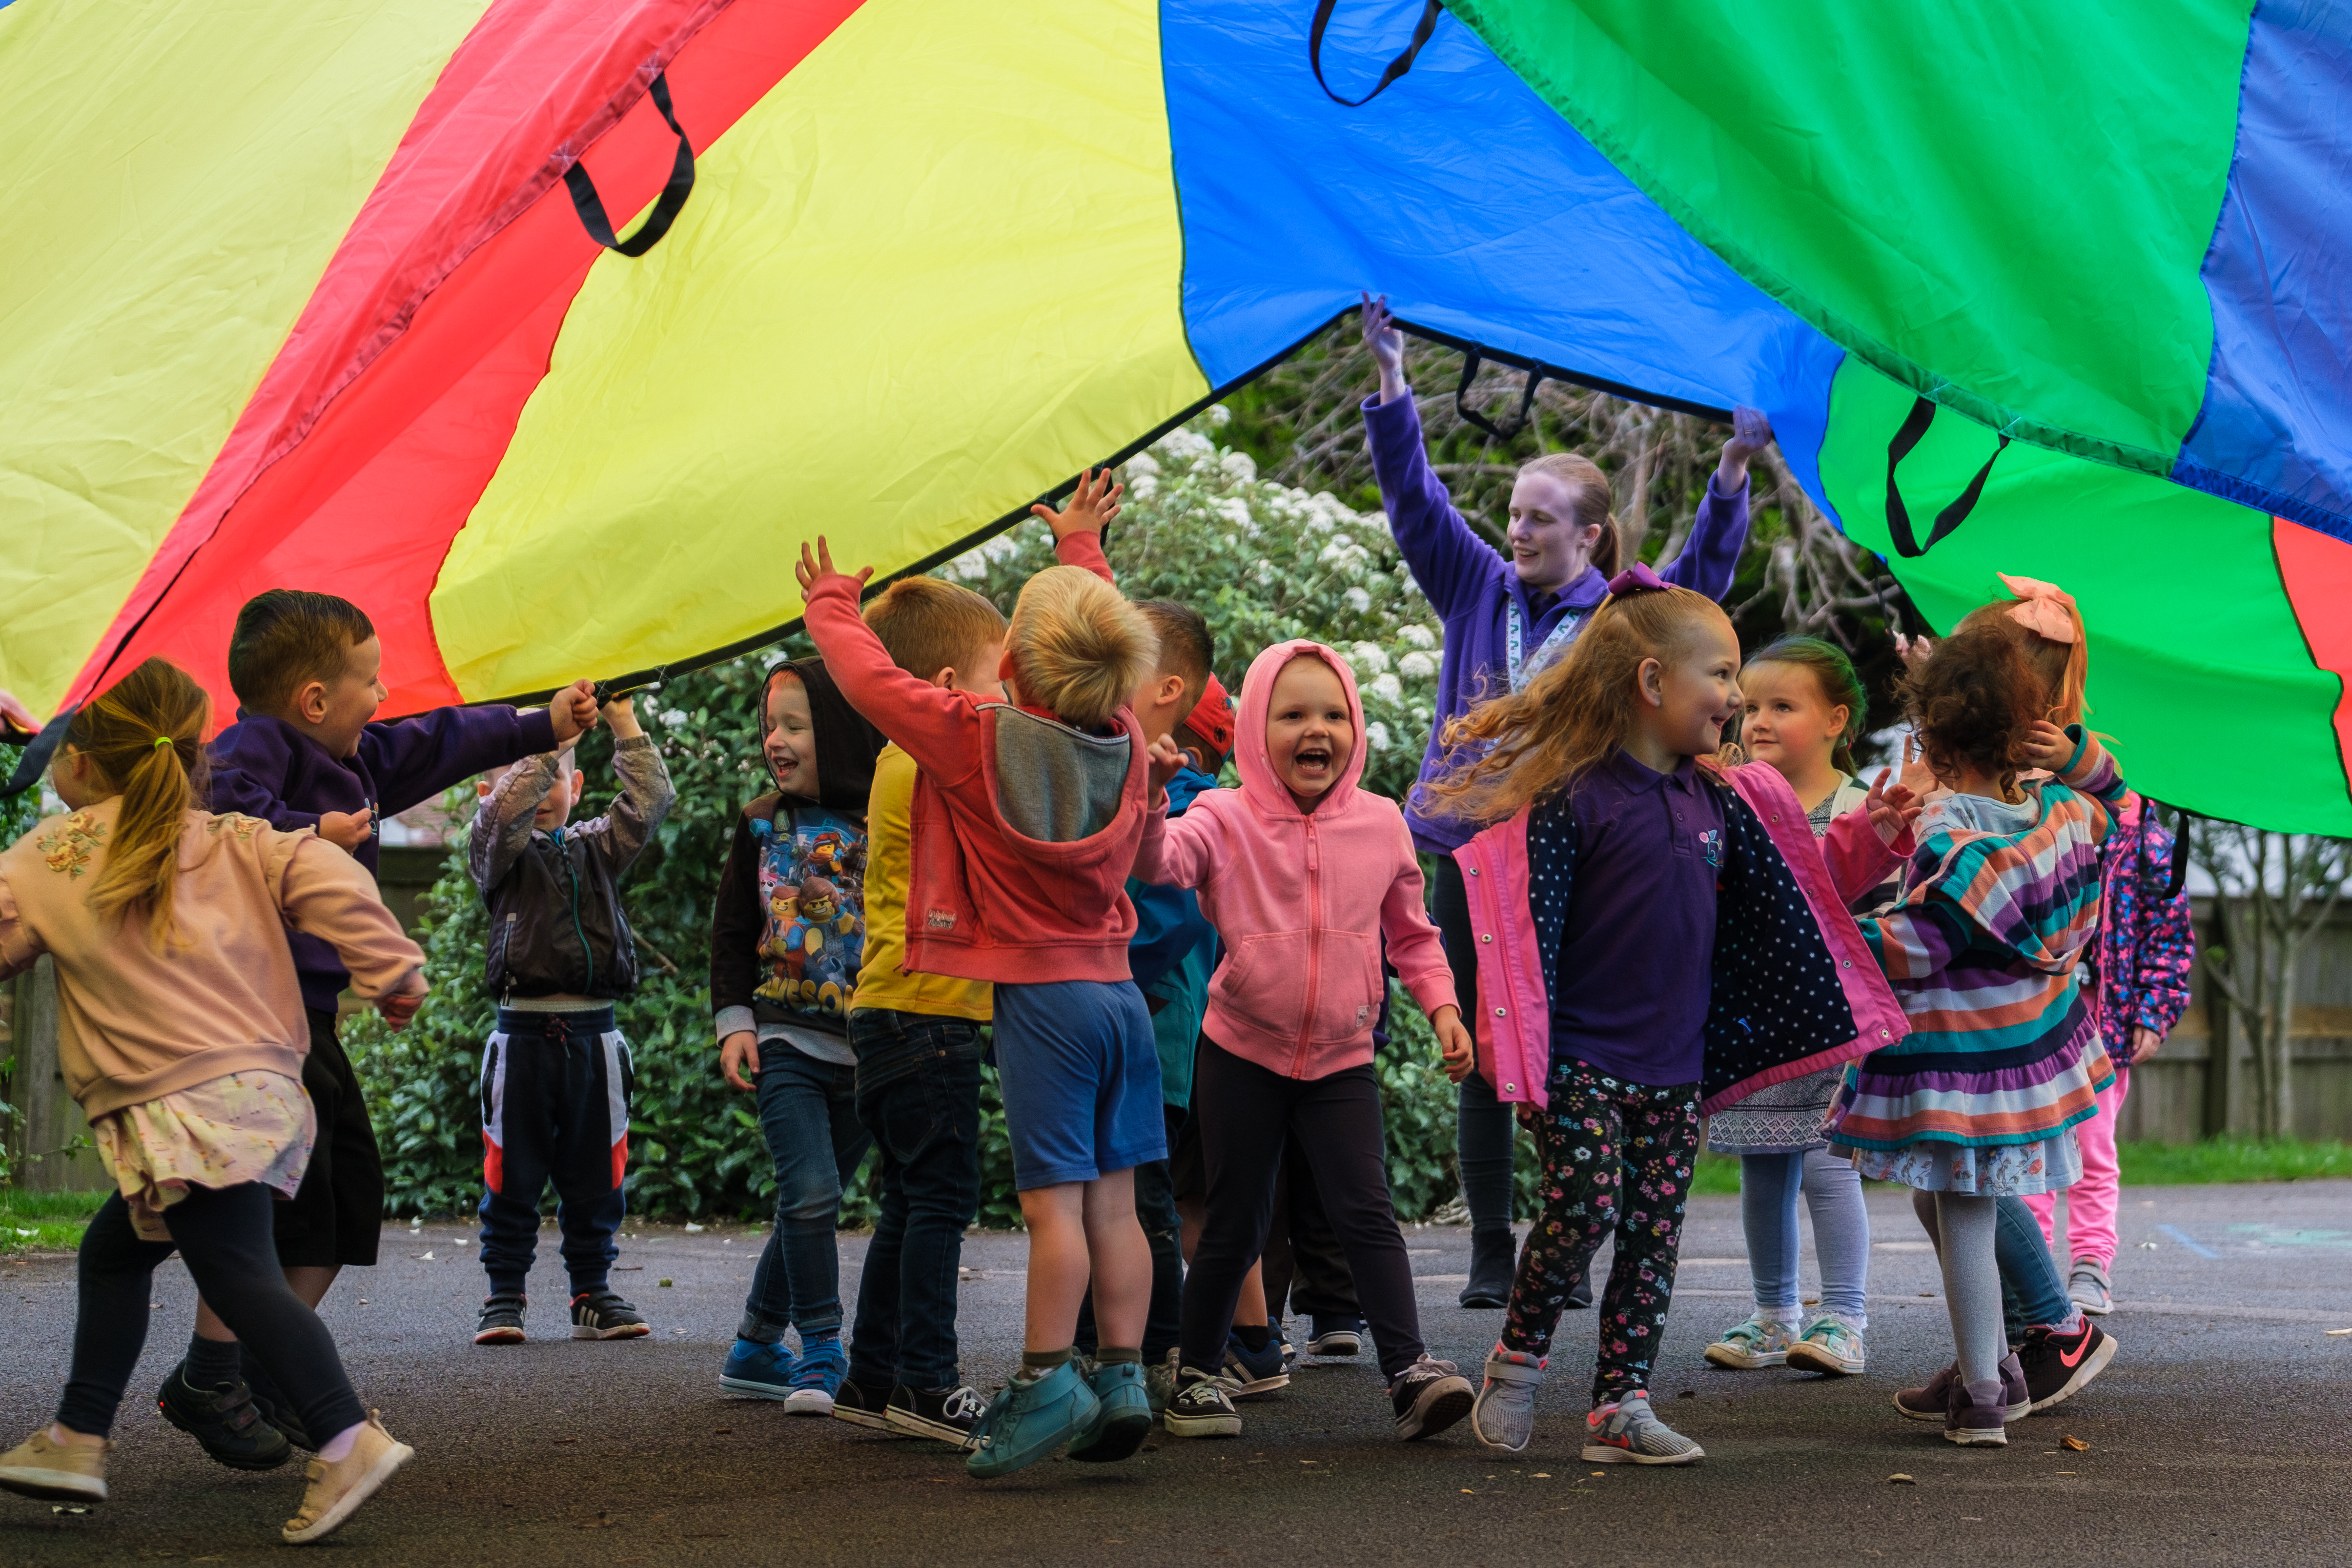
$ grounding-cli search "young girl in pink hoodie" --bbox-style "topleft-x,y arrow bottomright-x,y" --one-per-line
1134,639 -> 1479,1444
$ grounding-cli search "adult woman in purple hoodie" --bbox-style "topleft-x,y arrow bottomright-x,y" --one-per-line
1358,293 -> 1776,1305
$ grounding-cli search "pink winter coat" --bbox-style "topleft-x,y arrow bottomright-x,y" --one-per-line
1131,640 -> 1456,1079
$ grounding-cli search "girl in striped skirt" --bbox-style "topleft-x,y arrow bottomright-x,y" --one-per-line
1832,619 -> 2124,1448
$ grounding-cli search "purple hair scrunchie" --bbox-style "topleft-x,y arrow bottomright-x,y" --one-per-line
1605,561 -> 1668,597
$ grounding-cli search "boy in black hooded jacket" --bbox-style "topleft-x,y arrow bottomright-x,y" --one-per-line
712,659 -> 888,1413
468,694 -> 674,1346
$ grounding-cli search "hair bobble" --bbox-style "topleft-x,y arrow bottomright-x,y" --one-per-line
152,736 -> 175,748
1604,561 -> 1668,597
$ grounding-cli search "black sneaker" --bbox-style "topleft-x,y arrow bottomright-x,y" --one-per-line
474,1293 -> 527,1345
570,1288 -> 650,1340
1459,1227 -> 1515,1308
2016,1320 -> 2116,1412
831,1376 -> 895,1431
155,1366 -> 292,1472
885,1384 -> 987,1446
1306,1315 -> 1365,1357
1391,1354 -> 1475,1440
1162,1368 -> 1242,1439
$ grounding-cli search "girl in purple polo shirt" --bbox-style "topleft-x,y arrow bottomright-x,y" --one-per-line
1358,292 -> 1772,1307
1427,576 -> 1913,1463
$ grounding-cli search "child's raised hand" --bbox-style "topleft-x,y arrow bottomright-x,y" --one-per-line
1360,290 -> 1407,402
548,678 -> 599,744
795,535 -> 874,599
1432,1004 -> 1476,1083
2019,719 -> 2075,774
1030,468 -> 1123,541
1145,733 -> 1186,796
719,1030 -> 759,1093
1716,405 -> 1775,489
377,967 -> 429,1031
318,806 -> 372,852
1865,768 -> 1923,848
0,686 -> 36,740
600,693 -> 645,740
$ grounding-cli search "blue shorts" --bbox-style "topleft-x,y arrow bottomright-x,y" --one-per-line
992,979 -> 1166,1190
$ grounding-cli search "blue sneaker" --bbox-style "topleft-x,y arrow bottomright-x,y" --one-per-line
786,1335 -> 847,1416
966,1363 -> 1099,1479
1221,1331 -> 1290,1400
1065,1360 -> 1153,1464
718,1338 -> 797,1401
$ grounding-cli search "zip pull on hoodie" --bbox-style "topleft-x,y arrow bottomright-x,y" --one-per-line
1134,640 -> 1455,1079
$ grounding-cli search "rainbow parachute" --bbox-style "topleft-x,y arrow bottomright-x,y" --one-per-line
3,0 -> 2347,830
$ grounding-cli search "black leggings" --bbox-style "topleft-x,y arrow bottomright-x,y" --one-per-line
1179,1039 -> 1423,1381
1431,855 -> 1516,1235
58,1185 -> 366,1442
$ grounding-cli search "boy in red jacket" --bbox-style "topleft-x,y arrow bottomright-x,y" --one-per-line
798,507 -> 1163,1480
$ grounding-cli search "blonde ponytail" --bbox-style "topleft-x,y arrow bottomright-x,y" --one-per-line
71,659 -> 210,951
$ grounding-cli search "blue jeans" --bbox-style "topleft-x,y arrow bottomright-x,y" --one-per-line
843,1010 -> 984,1389
1997,1194 -> 2074,1340
739,1042 -> 870,1340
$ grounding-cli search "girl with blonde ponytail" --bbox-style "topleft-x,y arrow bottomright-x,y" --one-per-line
0,658 -> 429,1542
1358,291 -> 1779,1306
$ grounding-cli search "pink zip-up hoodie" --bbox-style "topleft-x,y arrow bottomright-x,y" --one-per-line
1132,640 -> 1455,1079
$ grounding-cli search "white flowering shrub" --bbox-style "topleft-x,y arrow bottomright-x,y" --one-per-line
951,411 -> 1446,802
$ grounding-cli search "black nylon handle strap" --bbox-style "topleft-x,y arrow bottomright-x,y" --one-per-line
1453,346 -> 1543,440
1884,395 -> 2009,558
564,73 -> 695,258
1310,0 -> 1444,107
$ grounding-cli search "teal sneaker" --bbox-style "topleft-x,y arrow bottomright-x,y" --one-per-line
1702,1313 -> 1795,1370
1066,1360 -> 1154,1464
965,1364 -> 1099,1479
1784,1315 -> 1867,1376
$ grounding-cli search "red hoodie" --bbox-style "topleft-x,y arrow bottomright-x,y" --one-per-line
1132,639 -> 1455,1079
803,534 -> 1145,985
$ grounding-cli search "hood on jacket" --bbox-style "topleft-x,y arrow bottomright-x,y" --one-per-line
1234,640 -> 1369,819
760,657 -> 887,812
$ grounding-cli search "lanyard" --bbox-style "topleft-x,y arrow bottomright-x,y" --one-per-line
1505,597 -> 1582,692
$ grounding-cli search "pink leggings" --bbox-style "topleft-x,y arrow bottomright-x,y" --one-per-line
2023,1074 -> 2127,1268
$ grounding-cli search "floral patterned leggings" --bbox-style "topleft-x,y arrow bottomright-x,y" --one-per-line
1500,1059 -> 1701,1405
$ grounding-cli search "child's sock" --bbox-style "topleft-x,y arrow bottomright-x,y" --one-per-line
1015,1347 -> 1073,1384
1095,1346 -> 1142,1365
317,1423 -> 365,1464
1232,1324 -> 1271,1354
185,1333 -> 243,1390
1759,1301 -> 1800,1328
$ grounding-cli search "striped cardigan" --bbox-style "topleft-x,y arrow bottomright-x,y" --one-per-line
1832,730 -> 2122,1151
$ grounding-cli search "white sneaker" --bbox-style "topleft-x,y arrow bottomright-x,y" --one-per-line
1702,1313 -> 1795,1369
1470,1348 -> 1542,1452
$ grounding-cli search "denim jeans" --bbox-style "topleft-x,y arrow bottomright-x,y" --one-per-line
739,1041 -> 870,1340
1997,1194 -> 2075,1340
843,1010 -> 984,1389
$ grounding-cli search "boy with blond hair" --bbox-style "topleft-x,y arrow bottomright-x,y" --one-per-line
800,472 -> 1165,1478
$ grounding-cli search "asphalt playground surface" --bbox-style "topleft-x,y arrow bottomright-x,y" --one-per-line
3,1180 -> 2348,1567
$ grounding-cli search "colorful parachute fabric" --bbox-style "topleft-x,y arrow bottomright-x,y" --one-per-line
0,0 -> 2346,832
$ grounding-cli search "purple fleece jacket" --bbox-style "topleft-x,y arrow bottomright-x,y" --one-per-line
208,706 -> 557,1009
1363,392 -> 1754,853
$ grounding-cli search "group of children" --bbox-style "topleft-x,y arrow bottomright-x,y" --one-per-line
0,303 -> 2191,1542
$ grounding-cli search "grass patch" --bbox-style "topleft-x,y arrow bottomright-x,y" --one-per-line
2118,1138 -> 2352,1186
0,1189 -> 109,1254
